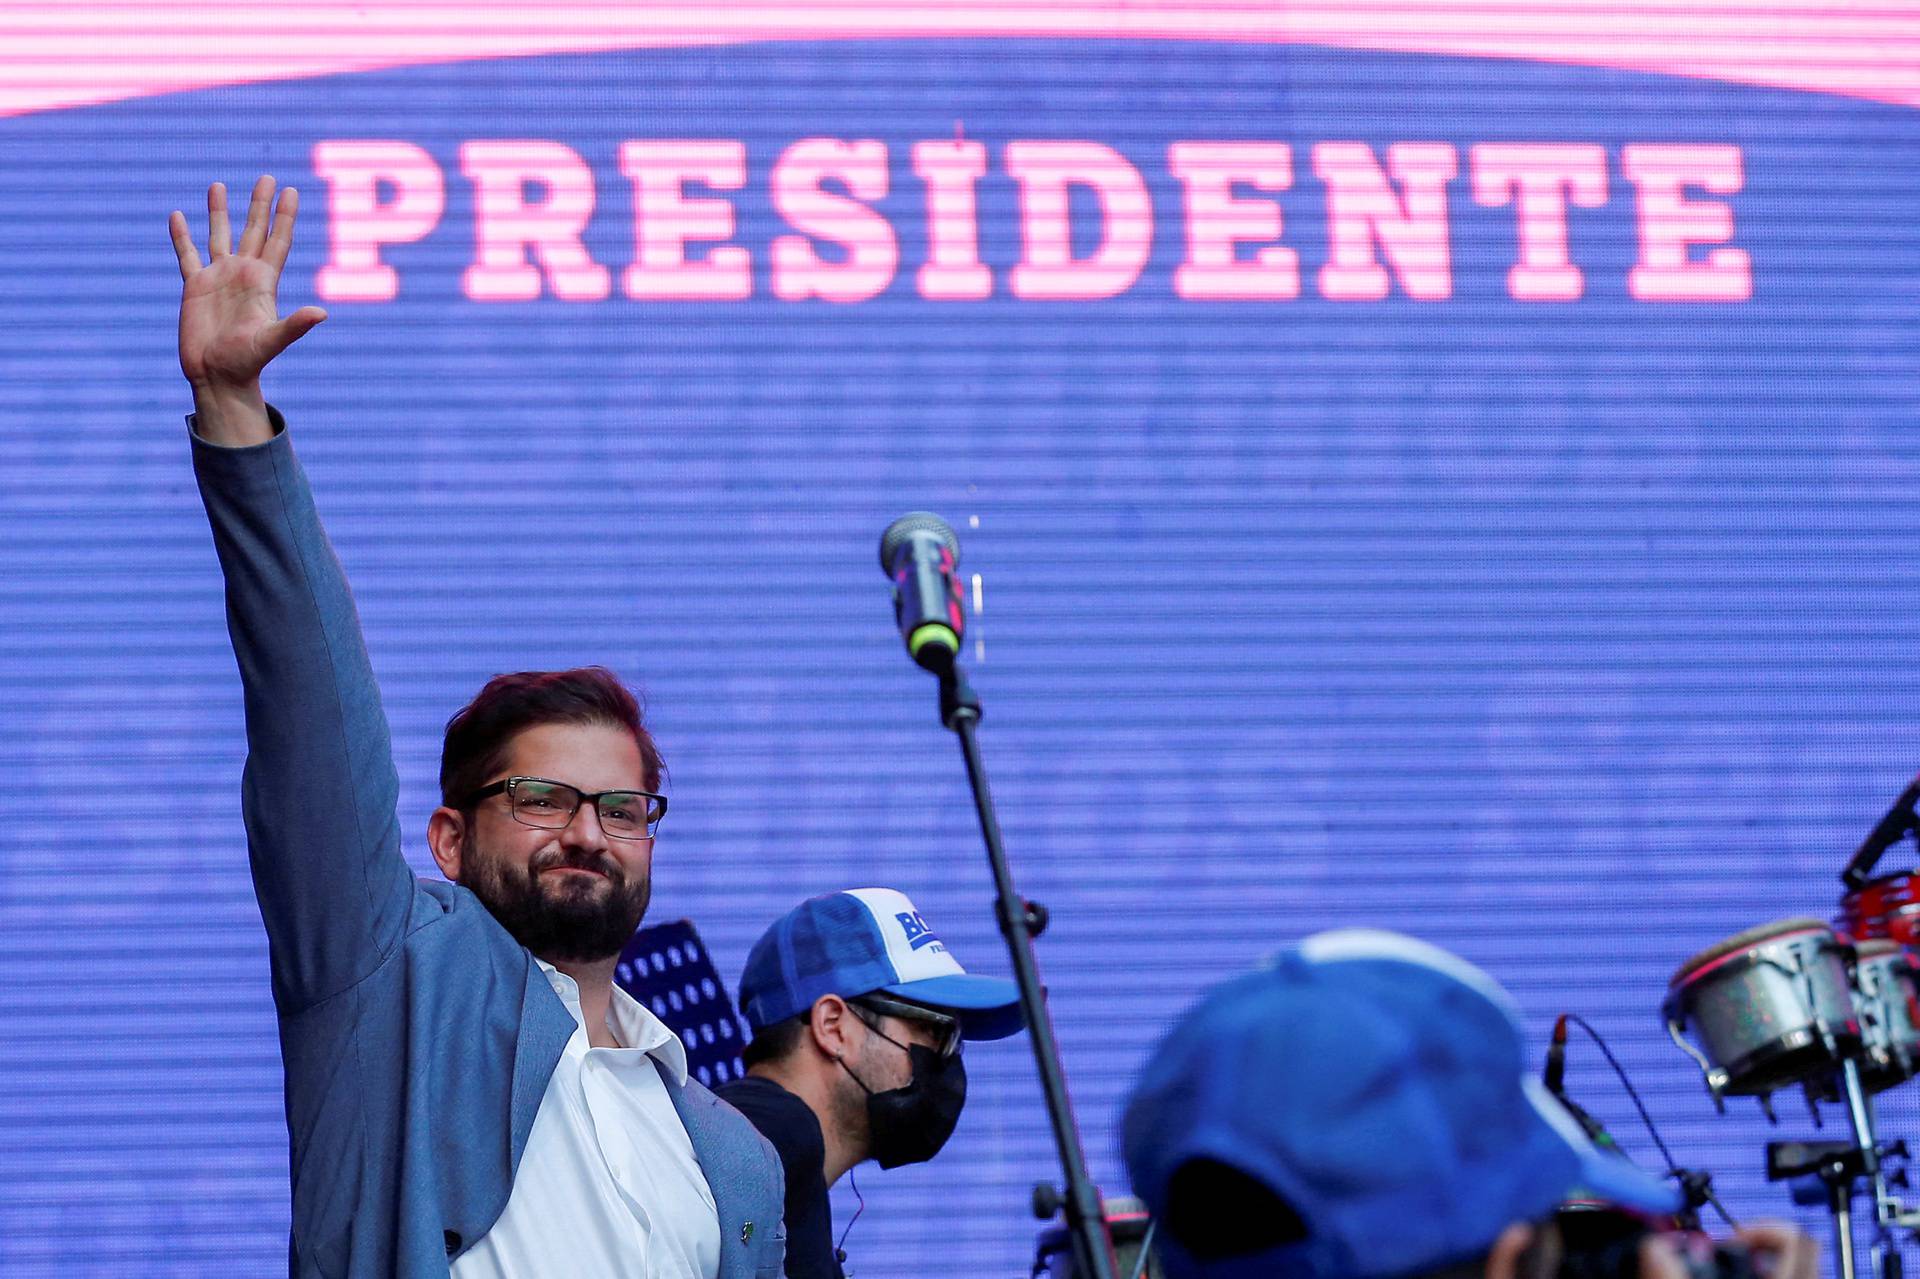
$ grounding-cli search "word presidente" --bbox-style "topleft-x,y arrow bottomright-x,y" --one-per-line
311,137 -> 1751,305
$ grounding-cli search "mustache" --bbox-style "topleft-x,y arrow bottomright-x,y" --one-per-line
528,848 -> 622,881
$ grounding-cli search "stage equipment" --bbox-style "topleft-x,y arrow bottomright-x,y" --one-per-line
1665,919 -> 1863,1109
1031,1196 -> 1161,1279
1843,871 -> 1920,949
1664,918 -> 1897,1279
878,512 -> 1119,1279
1657,778 -> 1920,1279
1547,1012 -> 1736,1234
612,919 -> 751,1089
1556,1204 -> 1755,1279
1842,776 -> 1920,893
1851,941 -> 1920,1094
1548,1013 -> 1625,1149
879,511 -> 965,673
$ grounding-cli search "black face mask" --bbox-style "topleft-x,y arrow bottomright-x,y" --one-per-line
841,1029 -> 968,1169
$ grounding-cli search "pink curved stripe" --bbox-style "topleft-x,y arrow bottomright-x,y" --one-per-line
4,2 -> 1918,121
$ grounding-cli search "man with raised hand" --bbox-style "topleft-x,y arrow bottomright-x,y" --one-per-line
170,176 -> 784,1279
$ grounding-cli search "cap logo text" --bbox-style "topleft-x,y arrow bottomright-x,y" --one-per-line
896,911 -> 940,951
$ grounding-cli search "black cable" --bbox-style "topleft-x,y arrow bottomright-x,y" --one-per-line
1564,1015 -> 1680,1169
835,1165 -> 865,1273
1563,1014 -> 1741,1230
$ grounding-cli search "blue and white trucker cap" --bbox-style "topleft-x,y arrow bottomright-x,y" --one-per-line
1122,929 -> 1681,1279
738,888 -> 1025,1041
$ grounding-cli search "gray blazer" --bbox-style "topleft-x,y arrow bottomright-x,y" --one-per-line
192,413 -> 786,1278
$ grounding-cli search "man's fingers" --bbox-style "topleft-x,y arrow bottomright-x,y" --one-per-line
237,175 -> 276,258
168,210 -> 203,280
1735,1223 -> 1818,1279
1636,1237 -> 1689,1279
258,307 -> 328,362
207,182 -> 232,258
263,185 -> 300,273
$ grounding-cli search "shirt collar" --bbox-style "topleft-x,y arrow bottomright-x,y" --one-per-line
534,958 -> 690,1084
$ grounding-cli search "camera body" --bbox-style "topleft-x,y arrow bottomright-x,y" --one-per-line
1557,1205 -> 1754,1279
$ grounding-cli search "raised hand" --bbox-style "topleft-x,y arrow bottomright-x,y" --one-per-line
169,176 -> 327,445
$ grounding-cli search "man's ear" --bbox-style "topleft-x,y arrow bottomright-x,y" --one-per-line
809,995 -> 854,1060
427,806 -> 468,883
1483,1224 -> 1538,1279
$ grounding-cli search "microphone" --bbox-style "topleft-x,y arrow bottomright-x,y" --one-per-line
878,513 -> 965,674
1544,1014 -> 1617,1151
1842,771 -> 1920,889
1546,1014 -> 1570,1095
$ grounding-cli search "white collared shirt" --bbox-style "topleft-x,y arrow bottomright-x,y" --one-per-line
452,960 -> 721,1279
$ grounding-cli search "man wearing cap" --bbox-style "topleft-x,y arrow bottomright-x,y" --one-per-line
717,888 -> 1026,1279
1122,929 -> 1819,1279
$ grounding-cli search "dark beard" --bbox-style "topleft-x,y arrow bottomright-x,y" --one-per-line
460,832 -> 651,963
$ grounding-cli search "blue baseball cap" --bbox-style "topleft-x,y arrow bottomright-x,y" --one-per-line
1122,929 -> 1680,1279
738,888 -> 1025,1041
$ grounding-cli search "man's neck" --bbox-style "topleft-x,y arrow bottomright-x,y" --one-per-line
749,1061 -> 865,1185
548,954 -> 622,1049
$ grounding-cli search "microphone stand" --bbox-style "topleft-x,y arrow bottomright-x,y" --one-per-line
1841,773 -> 1920,890
933,658 -> 1119,1279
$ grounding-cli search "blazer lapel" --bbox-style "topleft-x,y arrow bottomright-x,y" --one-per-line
660,1065 -> 755,1279
509,956 -> 576,1167
510,966 -> 764,1278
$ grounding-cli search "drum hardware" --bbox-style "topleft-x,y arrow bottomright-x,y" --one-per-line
1842,873 -> 1920,951
1655,779 -> 1920,1279
1665,919 -> 1903,1279
1777,1060 -> 1896,1279
1845,941 -> 1920,1097
1841,774 -> 1920,892
1665,919 -> 1863,1112
1768,1140 -> 1882,1279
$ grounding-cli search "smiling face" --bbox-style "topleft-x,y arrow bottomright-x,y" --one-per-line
432,720 -> 655,963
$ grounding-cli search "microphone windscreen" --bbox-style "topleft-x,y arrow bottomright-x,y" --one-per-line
879,511 -> 960,572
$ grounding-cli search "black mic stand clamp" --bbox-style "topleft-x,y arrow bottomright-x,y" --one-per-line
1769,1136 -> 1911,1279
1770,1141 -> 1878,1279
1668,1168 -> 1717,1234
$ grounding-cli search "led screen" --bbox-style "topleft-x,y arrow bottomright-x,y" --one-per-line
3,6 -> 1919,1275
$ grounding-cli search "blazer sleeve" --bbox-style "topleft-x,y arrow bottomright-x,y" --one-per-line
191,408 -> 417,1013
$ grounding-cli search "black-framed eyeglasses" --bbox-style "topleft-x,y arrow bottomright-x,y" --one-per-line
852,992 -> 963,1059
463,776 -> 667,841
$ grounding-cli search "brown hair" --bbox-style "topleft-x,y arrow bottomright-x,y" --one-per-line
439,667 -> 664,807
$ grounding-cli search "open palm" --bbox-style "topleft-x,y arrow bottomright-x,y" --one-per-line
170,176 -> 326,388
